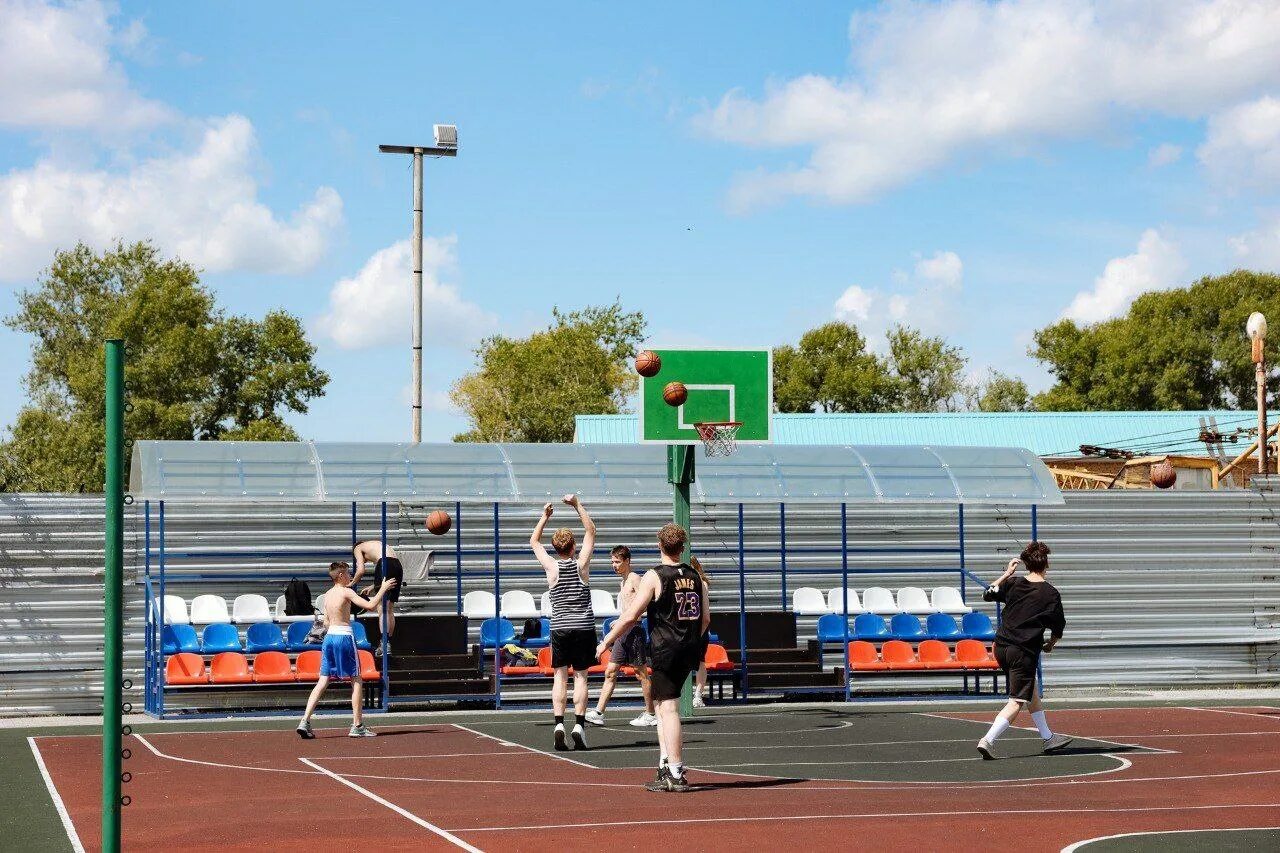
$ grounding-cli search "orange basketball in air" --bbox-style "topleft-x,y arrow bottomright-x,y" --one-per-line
635,350 -> 661,377
663,382 -> 688,407
1150,461 -> 1176,490
425,510 -> 452,535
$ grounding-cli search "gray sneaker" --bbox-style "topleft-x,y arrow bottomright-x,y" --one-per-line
296,721 -> 314,740
1043,734 -> 1073,753
976,738 -> 996,760
348,724 -> 376,738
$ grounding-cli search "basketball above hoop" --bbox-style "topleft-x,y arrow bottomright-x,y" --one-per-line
636,348 -> 772,448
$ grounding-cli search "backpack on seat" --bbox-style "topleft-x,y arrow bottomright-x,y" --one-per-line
285,577 -> 313,616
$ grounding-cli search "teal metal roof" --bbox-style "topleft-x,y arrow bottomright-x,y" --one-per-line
574,411 -> 1251,457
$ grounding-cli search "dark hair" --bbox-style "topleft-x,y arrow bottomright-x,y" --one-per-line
657,523 -> 687,558
611,545 -> 631,560
329,561 -> 350,580
1020,541 -> 1051,573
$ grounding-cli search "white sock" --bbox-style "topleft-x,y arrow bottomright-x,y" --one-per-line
1031,711 -> 1052,739
983,717 -> 1011,744
671,761 -> 684,778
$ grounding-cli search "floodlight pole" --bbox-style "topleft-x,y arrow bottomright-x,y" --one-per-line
668,445 -> 696,718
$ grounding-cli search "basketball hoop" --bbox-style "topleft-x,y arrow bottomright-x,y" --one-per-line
694,422 -> 742,457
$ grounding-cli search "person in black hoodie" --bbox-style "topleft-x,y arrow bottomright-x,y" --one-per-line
976,541 -> 1072,759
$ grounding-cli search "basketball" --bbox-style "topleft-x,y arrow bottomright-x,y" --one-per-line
425,509 -> 452,535
663,381 -> 688,407
1150,461 -> 1176,490
635,350 -> 661,377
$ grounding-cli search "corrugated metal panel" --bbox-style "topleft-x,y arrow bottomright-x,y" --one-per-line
2,491 -> 1277,716
575,411 -> 1254,457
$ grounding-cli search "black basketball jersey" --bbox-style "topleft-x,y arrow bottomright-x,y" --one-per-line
647,562 -> 705,666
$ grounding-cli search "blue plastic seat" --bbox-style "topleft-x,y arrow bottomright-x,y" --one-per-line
816,614 -> 853,644
200,622 -> 243,654
479,617 -> 516,648
853,613 -> 891,641
161,624 -> 200,655
352,620 -> 373,651
926,612 -> 963,641
286,620 -> 322,651
889,613 -> 927,641
962,611 -> 996,640
245,622 -> 286,653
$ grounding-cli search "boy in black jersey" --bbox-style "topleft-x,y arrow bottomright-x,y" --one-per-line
598,522 -> 708,793
976,541 -> 1072,759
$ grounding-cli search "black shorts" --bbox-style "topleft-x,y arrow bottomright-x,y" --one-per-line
995,643 -> 1039,703
373,558 -> 403,603
610,625 -> 650,667
551,628 -> 598,671
650,646 -> 701,701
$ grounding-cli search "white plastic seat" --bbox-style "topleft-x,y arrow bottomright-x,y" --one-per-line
792,587 -> 828,615
541,591 -> 553,616
313,594 -> 326,614
931,586 -> 973,615
274,595 -> 313,623
861,587 -> 898,616
896,586 -> 935,615
500,590 -> 540,619
231,594 -> 272,624
462,590 -> 496,619
826,587 -> 864,615
590,588 -> 620,617
151,594 -> 189,625
188,594 -> 230,624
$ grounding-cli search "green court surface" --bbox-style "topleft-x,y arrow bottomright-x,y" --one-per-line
1064,828 -> 1280,851
638,348 -> 772,444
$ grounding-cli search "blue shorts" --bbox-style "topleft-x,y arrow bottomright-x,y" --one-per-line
320,632 -> 360,680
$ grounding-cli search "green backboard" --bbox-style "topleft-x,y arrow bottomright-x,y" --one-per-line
638,348 -> 772,444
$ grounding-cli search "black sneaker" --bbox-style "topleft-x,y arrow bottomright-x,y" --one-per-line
553,724 -> 568,751
296,721 -> 315,740
646,766 -> 672,792
667,771 -> 691,793
1043,734 -> 1073,753
571,724 -> 588,751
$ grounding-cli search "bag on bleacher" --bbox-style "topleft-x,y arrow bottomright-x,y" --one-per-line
501,643 -> 537,667
285,577 -> 312,616
304,616 -> 328,645
520,618 -> 542,644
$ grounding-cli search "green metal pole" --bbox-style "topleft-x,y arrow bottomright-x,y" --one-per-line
668,445 -> 695,718
103,340 -> 124,853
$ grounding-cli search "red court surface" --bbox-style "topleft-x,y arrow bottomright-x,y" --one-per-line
30,705 -> 1280,852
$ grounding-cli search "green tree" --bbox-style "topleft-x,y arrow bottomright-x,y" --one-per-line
451,300 -> 645,442
0,242 -> 328,491
772,322 -> 898,412
1032,270 -> 1280,410
885,326 -> 971,412
972,369 -> 1034,412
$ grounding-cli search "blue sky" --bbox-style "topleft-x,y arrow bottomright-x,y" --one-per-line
2,0 -> 1280,441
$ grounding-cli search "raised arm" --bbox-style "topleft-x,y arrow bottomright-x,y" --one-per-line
597,570 -> 657,658
529,503 -> 560,584
565,494 -> 596,575
983,557 -> 1020,602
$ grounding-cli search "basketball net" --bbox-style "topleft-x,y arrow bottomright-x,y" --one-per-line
694,421 -> 742,457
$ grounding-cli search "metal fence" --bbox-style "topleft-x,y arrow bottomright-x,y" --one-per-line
2,491 -> 1278,716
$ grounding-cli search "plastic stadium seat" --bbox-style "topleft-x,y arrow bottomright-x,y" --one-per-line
232,594 -> 272,624
827,587 -> 863,615
189,594 -> 230,624
201,623 -> 243,654
479,617 -> 516,648
591,588 -> 620,617
165,653 -> 207,685
295,651 -> 322,681
956,639 -> 999,669
274,595 -> 313,623
846,641 -> 889,671
352,620 -> 373,651
792,587 -> 828,615
861,587 -> 897,615
889,613 -> 927,642
602,616 -> 648,637
286,620 -> 322,652
210,652 -> 253,684
245,622 -> 286,654
313,594 -> 327,614
816,614 -> 853,644
896,587 -> 935,615
536,646 -> 554,675
152,595 -> 189,625
462,590 -> 496,619
252,651 -> 295,683
541,591 -> 553,616
918,639 -> 960,669
852,613 -> 891,641
931,587 -> 973,615
962,612 -> 996,641
358,650 -> 379,680
161,624 -> 200,655
881,640 -> 926,670
925,612 -> 963,641
500,590 -> 541,619
704,644 -> 734,671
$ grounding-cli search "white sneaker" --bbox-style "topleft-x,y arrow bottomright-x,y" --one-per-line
630,711 -> 658,727
585,709 -> 606,727
692,693 -> 706,708
571,724 -> 588,750
348,724 -> 376,738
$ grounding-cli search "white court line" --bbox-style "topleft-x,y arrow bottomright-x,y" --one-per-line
449,801 -> 1280,834
449,722 -> 597,769
299,758 -> 481,852
701,755 -> 1132,777
320,750 -> 532,760
27,738 -> 86,853
1060,825 -> 1280,853
135,734 -> 316,775
1186,706 -> 1280,722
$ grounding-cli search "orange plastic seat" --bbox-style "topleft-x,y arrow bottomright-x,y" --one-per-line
210,652 -> 253,684
358,649 -> 380,680
252,651 -> 295,683
165,653 -> 207,685
704,643 -> 734,672
881,640 -> 925,670
956,639 -> 999,670
846,641 -> 888,671
918,639 -> 961,670
295,650 -> 322,681
537,646 -> 554,675
587,649 -> 610,674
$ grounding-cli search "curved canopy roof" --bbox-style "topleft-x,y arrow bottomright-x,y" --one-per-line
129,441 -> 1062,505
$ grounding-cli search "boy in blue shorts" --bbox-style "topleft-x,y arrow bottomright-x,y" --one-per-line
296,561 -> 396,739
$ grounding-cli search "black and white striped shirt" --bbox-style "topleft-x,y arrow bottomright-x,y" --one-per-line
549,558 -> 594,631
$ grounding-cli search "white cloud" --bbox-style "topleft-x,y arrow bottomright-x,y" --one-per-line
1062,229 -> 1185,323
697,0 -> 1280,210
1198,96 -> 1280,190
316,238 -> 496,351
1148,143 -> 1183,167
0,115 -> 343,281
1230,213 -> 1280,268
0,0 -> 171,131
834,251 -> 963,345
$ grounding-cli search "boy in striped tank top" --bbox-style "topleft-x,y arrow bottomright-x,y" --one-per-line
530,494 -> 597,751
